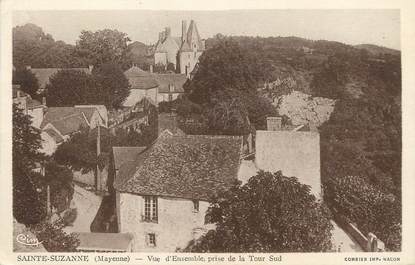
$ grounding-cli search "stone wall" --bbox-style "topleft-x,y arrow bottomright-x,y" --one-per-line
117,192 -> 210,252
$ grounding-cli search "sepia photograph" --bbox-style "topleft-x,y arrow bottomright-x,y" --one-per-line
4,5 -> 406,258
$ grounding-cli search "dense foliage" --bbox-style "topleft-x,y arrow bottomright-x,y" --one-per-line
181,39 -> 277,134
12,68 -> 40,98
13,23 -> 85,68
185,171 -> 333,252
91,63 -> 131,108
74,29 -> 131,69
325,176 -> 401,251
32,220 -> 79,252
45,65 -> 131,109
46,70 -> 101,107
45,161 -> 74,213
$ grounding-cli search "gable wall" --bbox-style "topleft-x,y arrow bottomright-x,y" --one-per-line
255,130 -> 322,198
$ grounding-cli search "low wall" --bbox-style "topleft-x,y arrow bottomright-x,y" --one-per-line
333,212 -> 384,252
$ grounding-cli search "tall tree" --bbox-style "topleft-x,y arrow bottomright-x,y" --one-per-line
92,63 -> 131,109
75,29 -> 131,68
13,23 -> 86,68
46,70 -> 102,107
185,39 -> 268,104
185,171 -> 333,252
13,105 -> 46,224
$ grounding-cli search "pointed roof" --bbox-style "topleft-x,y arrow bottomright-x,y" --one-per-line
187,20 -> 201,44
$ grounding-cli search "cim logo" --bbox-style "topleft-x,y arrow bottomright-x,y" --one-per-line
16,233 -> 43,246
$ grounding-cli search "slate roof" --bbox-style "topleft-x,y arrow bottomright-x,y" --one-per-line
153,73 -> 187,93
124,66 -> 158,90
114,134 -> 243,201
30,68 -> 90,88
76,232 -> 133,252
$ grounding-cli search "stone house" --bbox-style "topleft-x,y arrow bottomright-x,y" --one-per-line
112,132 -> 243,252
154,20 -> 205,77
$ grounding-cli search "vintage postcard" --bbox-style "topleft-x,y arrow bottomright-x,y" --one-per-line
0,0 -> 414,264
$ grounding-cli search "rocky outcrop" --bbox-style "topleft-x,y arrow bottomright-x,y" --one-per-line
275,91 -> 335,128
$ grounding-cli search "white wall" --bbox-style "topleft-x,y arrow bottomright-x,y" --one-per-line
27,107 -> 44,129
117,192 -> 210,252
154,52 -> 167,66
255,130 -> 322,198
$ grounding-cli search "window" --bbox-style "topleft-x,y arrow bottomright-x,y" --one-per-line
143,196 -> 158,222
193,200 -> 199,213
147,233 -> 156,247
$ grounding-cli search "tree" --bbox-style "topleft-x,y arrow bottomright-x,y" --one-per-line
45,162 -> 74,213
32,219 -> 79,252
13,105 -> 46,224
75,29 -> 131,68
185,39 -> 268,104
185,171 -> 333,252
12,68 -> 40,98
92,63 -> 131,109
46,70 -> 101,107
324,175 -> 401,251
13,23 -> 86,68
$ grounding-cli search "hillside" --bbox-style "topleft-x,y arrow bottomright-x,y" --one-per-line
354,44 -> 400,56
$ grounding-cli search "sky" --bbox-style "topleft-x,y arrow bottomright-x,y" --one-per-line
13,9 -> 400,49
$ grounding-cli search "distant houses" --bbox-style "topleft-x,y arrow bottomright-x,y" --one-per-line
39,105 -> 107,156
12,84 -> 46,128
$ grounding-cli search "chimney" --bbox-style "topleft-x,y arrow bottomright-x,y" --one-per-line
88,65 -> 94,73
16,90 -> 21,98
182,20 -> 187,42
149,64 -> 153,73
42,96 -> 46,106
266,117 -> 282,131
165,27 -> 171,38
25,65 -> 31,70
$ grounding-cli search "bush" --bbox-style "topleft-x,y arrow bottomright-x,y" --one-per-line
185,171 -> 333,252
324,175 -> 401,251
32,220 -> 79,252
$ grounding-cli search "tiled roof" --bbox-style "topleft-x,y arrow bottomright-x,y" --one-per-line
76,232 -> 133,252
153,73 -> 186,93
124,66 -> 158,90
50,114 -> 89,136
113,146 -> 147,171
40,107 -> 99,136
114,134 -> 243,201
30,68 -> 90,88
